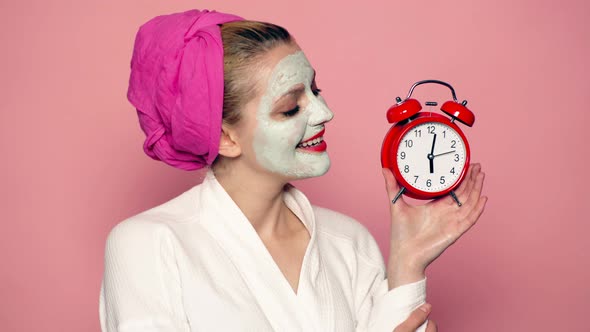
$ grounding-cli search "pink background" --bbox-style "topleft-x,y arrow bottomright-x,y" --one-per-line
1,0 -> 588,331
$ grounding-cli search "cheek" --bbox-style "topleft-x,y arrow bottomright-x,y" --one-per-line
259,117 -> 306,149
283,118 -> 307,146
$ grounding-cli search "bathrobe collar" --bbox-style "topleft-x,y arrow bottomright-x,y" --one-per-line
196,170 -> 331,331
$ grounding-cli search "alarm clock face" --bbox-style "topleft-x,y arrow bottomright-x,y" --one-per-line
396,122 -> 467,193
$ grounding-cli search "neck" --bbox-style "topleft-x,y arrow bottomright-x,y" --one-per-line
213,163 -> 296,239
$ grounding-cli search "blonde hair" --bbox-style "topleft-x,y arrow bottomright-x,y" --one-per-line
219,21 -> 293,126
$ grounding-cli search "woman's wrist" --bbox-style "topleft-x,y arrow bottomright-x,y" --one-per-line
386,256 -> 426,290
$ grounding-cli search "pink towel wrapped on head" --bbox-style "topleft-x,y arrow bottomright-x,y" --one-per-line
127,9 -> 243,170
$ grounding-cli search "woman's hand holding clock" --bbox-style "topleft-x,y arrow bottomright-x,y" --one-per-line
381,163 -> 487,290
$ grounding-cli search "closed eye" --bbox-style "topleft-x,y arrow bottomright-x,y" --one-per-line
283,105 -> 300,117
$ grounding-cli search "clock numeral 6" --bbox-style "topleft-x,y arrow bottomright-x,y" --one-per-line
426,179 -> 432,187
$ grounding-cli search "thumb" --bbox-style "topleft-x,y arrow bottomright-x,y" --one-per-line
393,303 -> 432,332
382,167 -> 407,208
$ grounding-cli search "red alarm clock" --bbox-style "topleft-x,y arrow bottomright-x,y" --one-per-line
381,80 -> 475,206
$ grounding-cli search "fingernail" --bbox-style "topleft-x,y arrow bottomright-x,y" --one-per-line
419,303 -> 431,312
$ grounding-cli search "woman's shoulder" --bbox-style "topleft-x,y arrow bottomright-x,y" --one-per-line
105,183 -> 203,248
312,205 -> 380,250
312,205 -> 368,236
311,205 -> 385,269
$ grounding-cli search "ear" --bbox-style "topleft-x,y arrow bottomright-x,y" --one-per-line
218,124 -> 242,158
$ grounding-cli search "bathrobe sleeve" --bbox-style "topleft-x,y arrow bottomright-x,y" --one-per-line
353,228 -> 428,332
99,219 -> 190,332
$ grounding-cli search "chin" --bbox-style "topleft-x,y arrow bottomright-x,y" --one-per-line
256,151 -> 331,181
286,154 -> 331,180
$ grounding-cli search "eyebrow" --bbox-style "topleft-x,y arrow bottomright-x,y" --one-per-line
272,70 -> 317,106
273,85 -> 305,106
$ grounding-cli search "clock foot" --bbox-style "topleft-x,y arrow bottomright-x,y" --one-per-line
450,190 -> 462,207
392,187 -> 406,204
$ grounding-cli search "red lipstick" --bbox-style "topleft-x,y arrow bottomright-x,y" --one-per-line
297,128 -> 327,152
300,128 -> 325,144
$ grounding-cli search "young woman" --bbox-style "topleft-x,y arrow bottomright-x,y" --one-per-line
99,9 -> 486,332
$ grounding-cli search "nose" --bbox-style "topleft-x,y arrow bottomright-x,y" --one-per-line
307,94 -> 334,127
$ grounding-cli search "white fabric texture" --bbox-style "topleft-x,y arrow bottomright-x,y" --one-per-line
99,170 -> 427,331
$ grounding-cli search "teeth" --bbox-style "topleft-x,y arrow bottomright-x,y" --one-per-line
297,136 -> 323,148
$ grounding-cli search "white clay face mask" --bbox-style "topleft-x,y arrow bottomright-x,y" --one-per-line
253,50 -> 334,179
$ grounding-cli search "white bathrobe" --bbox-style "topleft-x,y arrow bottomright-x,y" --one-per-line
99,171 -> 427,332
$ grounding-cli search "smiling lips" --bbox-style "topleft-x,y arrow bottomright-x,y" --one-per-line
296,128 -> 327,152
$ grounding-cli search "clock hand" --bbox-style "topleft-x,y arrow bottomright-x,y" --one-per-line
428,133 -> 436,174
433,150 -> 456,158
